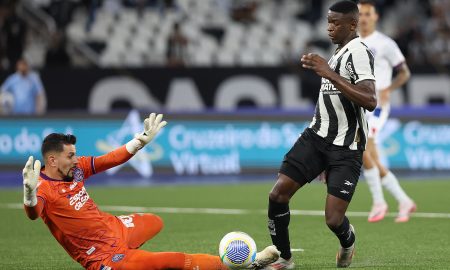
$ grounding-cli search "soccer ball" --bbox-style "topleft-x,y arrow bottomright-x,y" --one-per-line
219,231 -> 257,269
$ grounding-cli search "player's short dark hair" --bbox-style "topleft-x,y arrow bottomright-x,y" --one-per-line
41,133 -> 77,157
358,0 -> 378,12
329,0 -> 359,14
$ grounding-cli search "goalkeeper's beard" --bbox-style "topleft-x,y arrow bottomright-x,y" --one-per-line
58,167 -> 74,180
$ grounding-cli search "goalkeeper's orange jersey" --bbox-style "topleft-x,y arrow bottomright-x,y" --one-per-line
36,146 -> 133,269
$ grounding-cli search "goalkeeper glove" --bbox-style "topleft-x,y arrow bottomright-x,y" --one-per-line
23,156 -> 41,207
126,113 -> 167,154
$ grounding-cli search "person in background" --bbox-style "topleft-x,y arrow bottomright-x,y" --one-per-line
0,58 -> 47,115
358,0 -> 416,223
166,22 -> 188,67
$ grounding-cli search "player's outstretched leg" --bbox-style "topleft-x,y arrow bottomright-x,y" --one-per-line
116,250 -> 228,270
266,174 -> 303,269
325,194 -> 355,268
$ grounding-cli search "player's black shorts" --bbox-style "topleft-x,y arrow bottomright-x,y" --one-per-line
279,128 -> 363,202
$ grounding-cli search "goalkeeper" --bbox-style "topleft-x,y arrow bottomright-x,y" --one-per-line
23,113 -> 279,270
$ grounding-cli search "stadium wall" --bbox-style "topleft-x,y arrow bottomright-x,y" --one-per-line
1,68 -> 449,113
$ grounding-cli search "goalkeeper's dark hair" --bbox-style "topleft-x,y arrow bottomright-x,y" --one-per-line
41,133 -> 77,157
329,0 -> 359,15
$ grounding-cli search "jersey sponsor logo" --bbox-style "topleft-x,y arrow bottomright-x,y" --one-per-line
69,181 -> 78,190
69,186 -> 90,210
111,254 -> 125,262
320,78 -> 339,94
340,189 -> 350,195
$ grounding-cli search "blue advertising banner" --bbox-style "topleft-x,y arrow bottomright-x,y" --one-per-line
0,111 -> 449,175
381,119 -> 450,170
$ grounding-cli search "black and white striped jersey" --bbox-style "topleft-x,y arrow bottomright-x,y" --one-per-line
309,37 -> 375,150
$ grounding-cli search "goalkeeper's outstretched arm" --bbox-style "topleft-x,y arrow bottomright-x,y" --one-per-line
92,113 -> 167,174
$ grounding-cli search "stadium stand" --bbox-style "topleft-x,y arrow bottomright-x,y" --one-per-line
1,0 -> 449,69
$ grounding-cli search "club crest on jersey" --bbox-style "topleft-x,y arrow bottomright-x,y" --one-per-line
112,254 -> 125,262
73,167 -> 84,182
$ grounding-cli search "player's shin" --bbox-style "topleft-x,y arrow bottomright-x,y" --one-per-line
328,216 -> 355,248
381,171 -> 411,203
363,166 -> 385,205
268,199 -> 292,260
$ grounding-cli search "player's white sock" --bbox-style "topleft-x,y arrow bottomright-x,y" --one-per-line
364,166 -> 386,205
381,171 -> 411,204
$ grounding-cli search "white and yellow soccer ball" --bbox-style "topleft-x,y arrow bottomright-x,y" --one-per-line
219,231 -> 257,269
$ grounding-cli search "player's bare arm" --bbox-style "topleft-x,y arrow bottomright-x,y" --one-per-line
301,53 -> 377,111
379,62 -> 411,105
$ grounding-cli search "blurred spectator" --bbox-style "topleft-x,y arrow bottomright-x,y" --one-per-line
45,30 -> 71,67
0,2 -> 27,70
166,22 -> 188,67
157,0 -> 179,17
392,0 -> 450,67
281,39 -> 299,66
85,0 -> 121,32
85,0 -> 101,32
296,0 -> 323,26
0,59 -> 47,115
44,0 -> 80,31
405,23 -> 429,65
0,5 -> 7,70
124,0 -> 180,19
424,0 -> 450,65
230,0 -> 258,24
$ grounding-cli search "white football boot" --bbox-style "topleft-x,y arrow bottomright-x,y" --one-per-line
262,257 -> 295,270
336,224 -> 356,268
395,200 -> 417,223
248,245 -> 280,269
368,203 -> 388,223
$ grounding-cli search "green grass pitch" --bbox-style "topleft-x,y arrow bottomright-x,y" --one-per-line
1,179 -> 449,269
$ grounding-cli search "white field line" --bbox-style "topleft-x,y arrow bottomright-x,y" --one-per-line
2,203 -> 450,219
